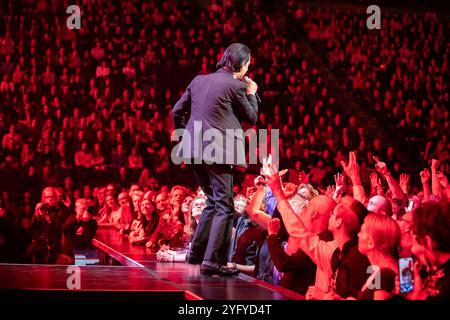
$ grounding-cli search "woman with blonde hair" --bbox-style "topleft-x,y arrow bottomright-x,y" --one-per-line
355,213 -> 401,300
97,195 -> 121,227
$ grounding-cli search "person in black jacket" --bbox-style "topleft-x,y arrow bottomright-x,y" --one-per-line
59,199 -> 98,262
75,203 -> 98,250
173,43 -> 258,276
27,202 -> 64,264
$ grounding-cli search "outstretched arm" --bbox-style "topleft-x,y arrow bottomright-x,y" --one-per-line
247,186 -> 271,229
436,172 -> 450,199
374,156 -> 404,199
341,151 -> 367,205
431,159 -> 442,198
420,169 -> 431,200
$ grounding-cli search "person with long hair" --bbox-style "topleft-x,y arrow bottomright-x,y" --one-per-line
129,199 -> 158,245
356,213 -> 401,300
97,195 -> 120,227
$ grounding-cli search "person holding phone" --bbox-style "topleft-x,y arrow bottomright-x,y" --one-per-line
402,199 -> 450,300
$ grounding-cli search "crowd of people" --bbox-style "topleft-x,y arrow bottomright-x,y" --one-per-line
301,6 -> 449,169
0,0 -> 449,300
1,151 -> 449,300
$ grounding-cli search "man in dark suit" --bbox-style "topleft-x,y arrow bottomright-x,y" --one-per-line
173,43 -> 258,276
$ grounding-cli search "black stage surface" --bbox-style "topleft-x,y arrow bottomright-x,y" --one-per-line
0,228 -> 304,300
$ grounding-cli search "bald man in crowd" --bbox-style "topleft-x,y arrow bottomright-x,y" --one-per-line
266,169 -> 370,300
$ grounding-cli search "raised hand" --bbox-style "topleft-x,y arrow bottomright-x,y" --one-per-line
325,185 -> 336,198
334,173 -> 345,188
431,159 -> 440,171
260,154 -> 278,177
370,172 -> 380,187
420,168 -> 431,184
299,170 -> 310,185
267,218 -> 281,236
399,173 -> 410,195
265,172 -> 284,197
373,156 -> 389,177
340,151 -> 361,185
283,183 -> 298,198
435,172 -> 449,188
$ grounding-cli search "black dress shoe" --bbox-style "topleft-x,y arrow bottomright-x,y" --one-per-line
200,264 -> 239,277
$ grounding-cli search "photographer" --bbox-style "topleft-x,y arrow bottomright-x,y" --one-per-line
75,201 -> 98,250
27,203 -> 60,264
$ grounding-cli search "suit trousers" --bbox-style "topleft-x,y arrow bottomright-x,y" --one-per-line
189,163 -> 234,267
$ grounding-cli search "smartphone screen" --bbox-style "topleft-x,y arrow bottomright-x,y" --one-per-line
399,257 -> 414,293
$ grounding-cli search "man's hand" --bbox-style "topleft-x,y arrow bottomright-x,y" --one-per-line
283,183 -> 298,198
267,218 -> 281,236
298,170 -> 310,185
374,156 -> 390,177
325,185 -> 336,198
394,261 -> 427,300
370,172 -> 380,185
340,151 -> 361,185
334,173 -> 345,188
306,286 -> 328,300
431,159 -> 440,172
260,155 -> 285,199
420,168 -> 431,185
159,244 -> 171,251
246,79 -> 258,95
260,155 -> 278,177
156,250 -> 175,262
266,173 -> 284,198
399,174 -> 410,195
436,172 -> 449,188
370,172 -> 381,192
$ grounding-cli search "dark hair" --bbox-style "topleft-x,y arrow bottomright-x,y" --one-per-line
350,199 -> 368,228
87,205 -> 97,216
216,43 -> 251,72
413,199 -> 450,252
402,268 -> 412,277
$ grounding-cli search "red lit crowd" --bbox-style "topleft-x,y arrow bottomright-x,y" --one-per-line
0,0 -> 449,300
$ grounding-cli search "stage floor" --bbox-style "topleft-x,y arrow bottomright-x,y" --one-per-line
93,228 -> 304,300
0,263 -> 185,300
0,228 -> 303,300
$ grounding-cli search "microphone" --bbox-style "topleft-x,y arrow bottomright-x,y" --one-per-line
243,76 -> 261,103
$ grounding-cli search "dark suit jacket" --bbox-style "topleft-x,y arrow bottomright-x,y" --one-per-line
172,69 -> 258,167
